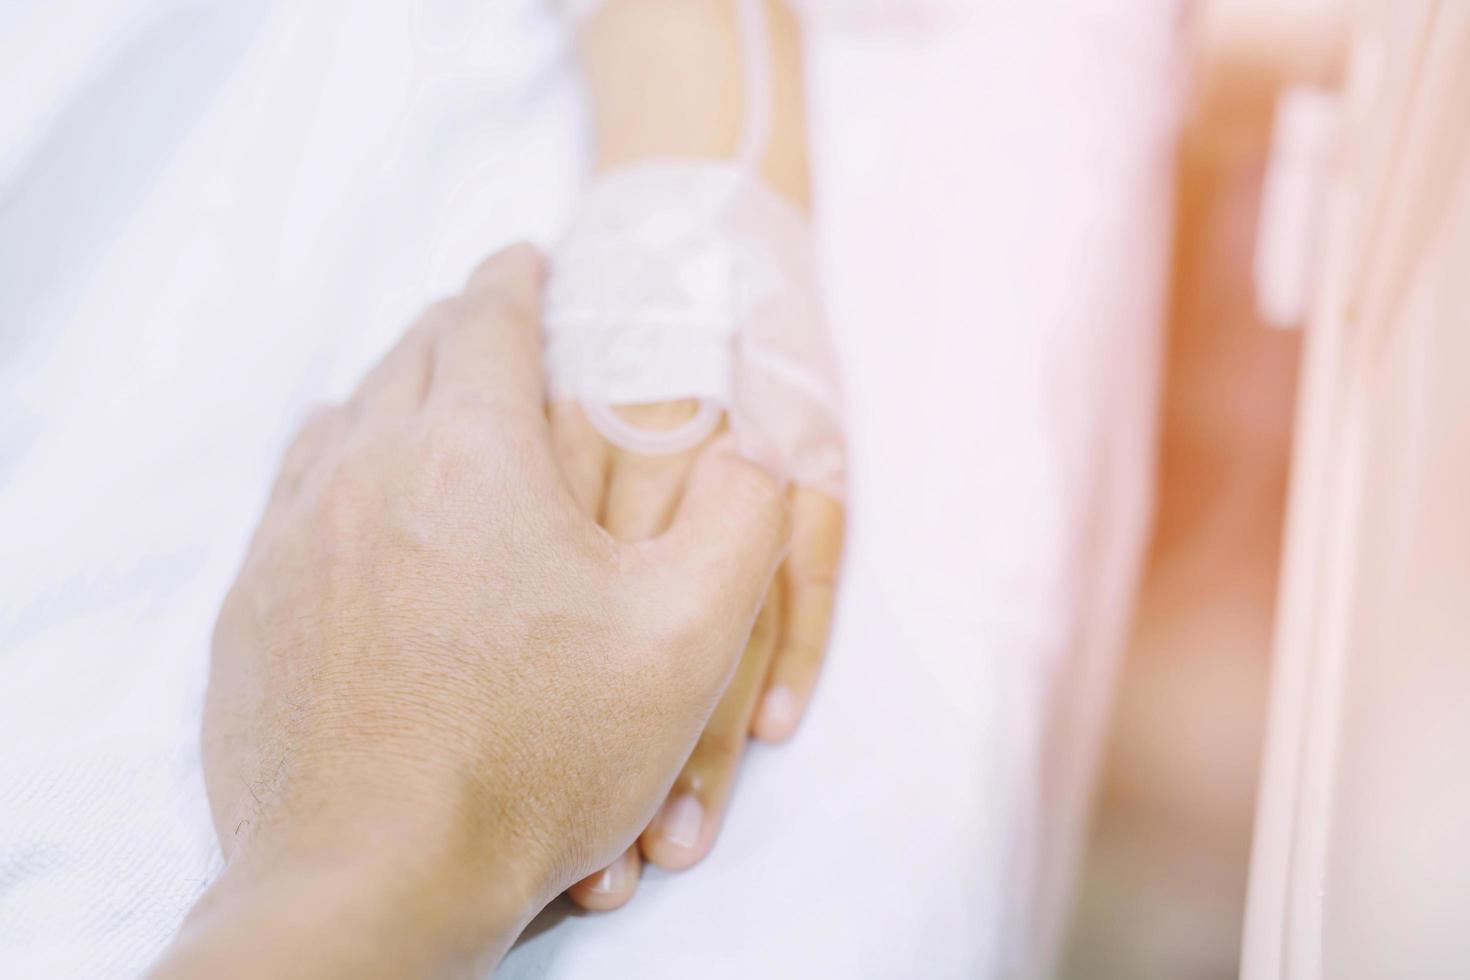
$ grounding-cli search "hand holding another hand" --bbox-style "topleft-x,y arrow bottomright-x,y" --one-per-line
551,400 -> 843,910
153,246 -> 793,978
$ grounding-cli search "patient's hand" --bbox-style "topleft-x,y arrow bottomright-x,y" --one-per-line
550,399 -> 844,910
165,246 -> 793,976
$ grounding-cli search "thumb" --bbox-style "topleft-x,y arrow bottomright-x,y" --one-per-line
643,434 -> 791,625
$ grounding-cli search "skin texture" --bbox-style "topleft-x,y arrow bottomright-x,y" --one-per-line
148,245 -> 793,978
565,0 -> 844,910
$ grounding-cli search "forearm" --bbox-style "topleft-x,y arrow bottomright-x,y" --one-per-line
577,0 -> 812,209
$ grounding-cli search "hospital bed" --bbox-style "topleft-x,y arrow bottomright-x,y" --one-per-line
0,2 -> 1181,976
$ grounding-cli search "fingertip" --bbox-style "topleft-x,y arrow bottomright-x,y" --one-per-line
750,683 -> 804,742
639,793 -> 711,871
752,489 -> 843,741
565,848 -> 640,912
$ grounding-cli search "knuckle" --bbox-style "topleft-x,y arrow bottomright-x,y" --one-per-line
421,406 -> 479,450
413,418 -> 488,499
427,389 -> 491,433
310,426 -> 404,524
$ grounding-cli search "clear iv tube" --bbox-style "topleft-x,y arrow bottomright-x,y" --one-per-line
735,0 -> 774,172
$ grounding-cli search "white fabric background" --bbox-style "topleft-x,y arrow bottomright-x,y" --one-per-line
0,1 -> 1181,976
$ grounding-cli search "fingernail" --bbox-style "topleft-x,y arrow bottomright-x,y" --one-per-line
655,794 -> 704,850
587,856 -> 627,894
758,685 -> 800,735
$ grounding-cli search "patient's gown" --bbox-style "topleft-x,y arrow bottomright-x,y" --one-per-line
0,1 -> 1182,976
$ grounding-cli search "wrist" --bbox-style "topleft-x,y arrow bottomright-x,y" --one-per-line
156,782 -> 552,977
581,0 -> 811,211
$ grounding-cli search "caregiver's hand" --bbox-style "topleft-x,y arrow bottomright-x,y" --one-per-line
552,402 -> 844,911
148,245 -> 792,979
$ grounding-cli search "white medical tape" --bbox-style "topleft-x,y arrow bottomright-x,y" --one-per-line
549,0 -> 846,498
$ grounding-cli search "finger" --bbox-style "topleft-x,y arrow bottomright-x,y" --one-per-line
425,243 -> 547,424
602,455 -> 689,541
641,587 -> 781,870
752,488 -> 844,741
640,435 -> 791,615
565,846 -> 641,912
547,401 -> 609,519
348,301 -> 454,421
600,401 -> 710,539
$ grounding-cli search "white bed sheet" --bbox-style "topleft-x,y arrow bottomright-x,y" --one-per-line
0,2 -> 1181,976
